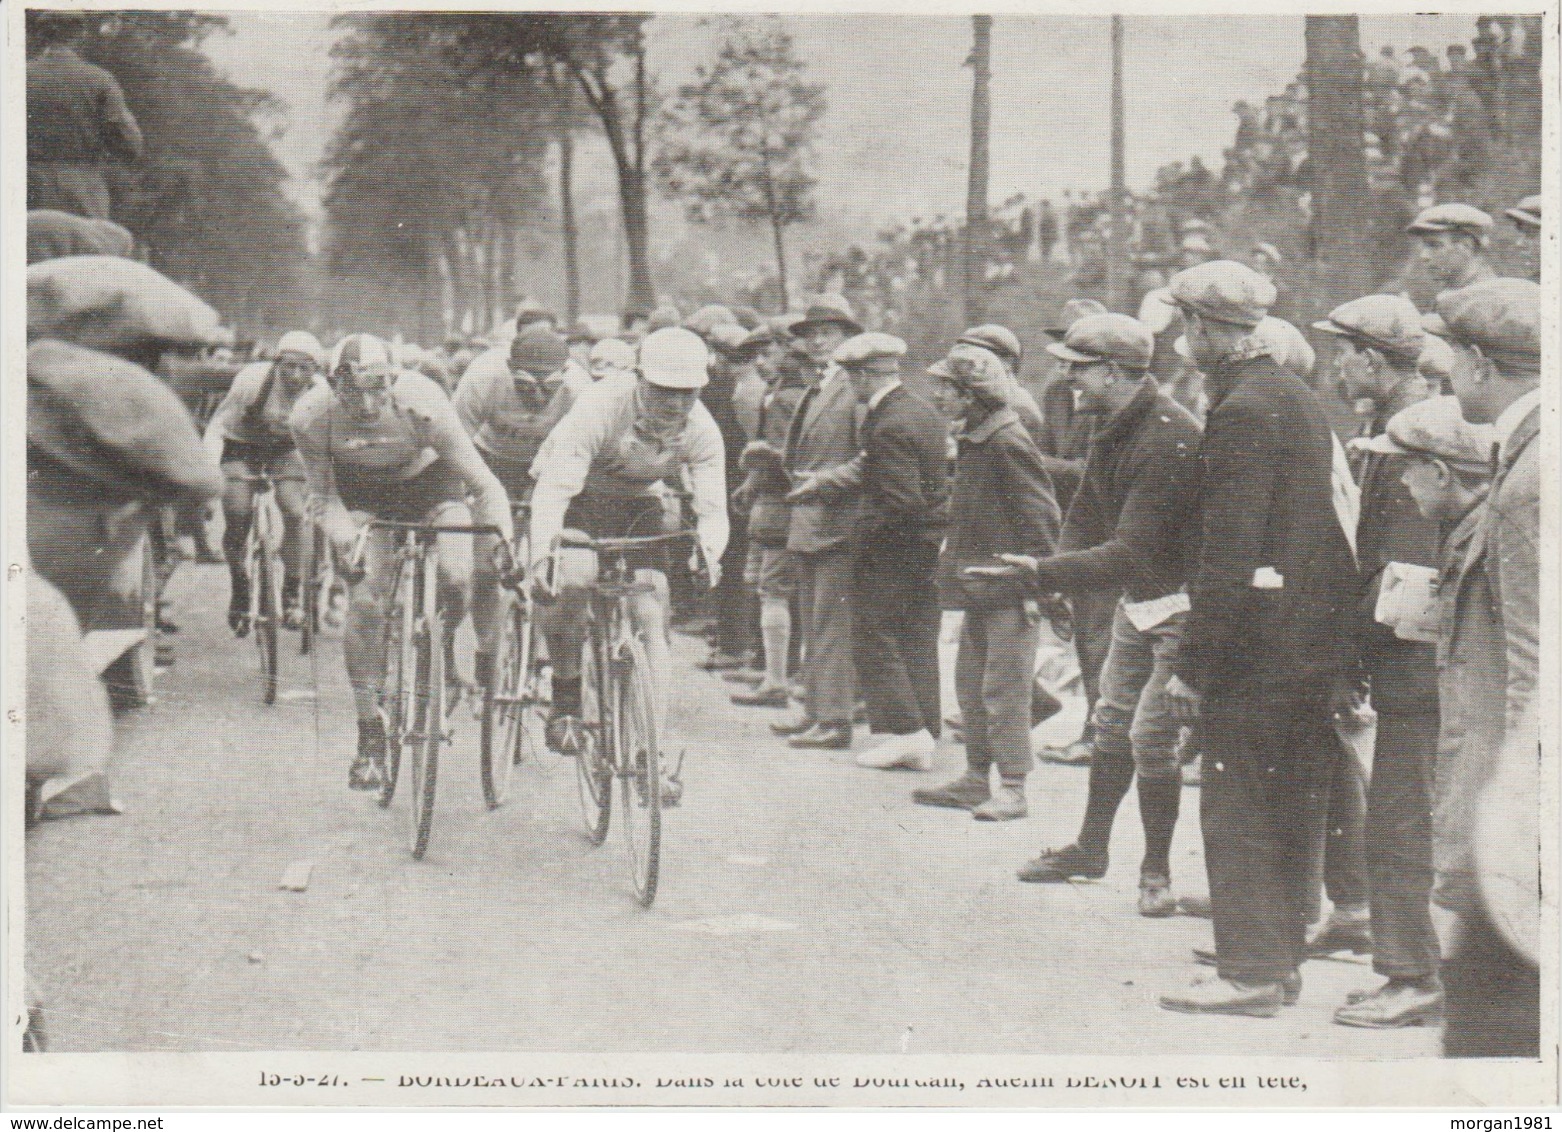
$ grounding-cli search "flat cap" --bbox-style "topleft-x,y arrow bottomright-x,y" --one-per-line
834,332 -> 907,368
1313,294 -> 1426,362
28,256 -> 223,355
1167,260 -> 1277,327
791,294 -> 862,336
512,300 -> 556,328
685,304 -> 738,336
1045,297 -> 1108,339
1417,334 -> 1456,383
646,304 -> 683,333
1504,195 -> 1541,231
28,339 -> 222,507
28,210 -> 134,264
588,338 -> 636,371
509,325 -> 570,376
1421,278 -> 1541,367
564,319 -> 598,344
957,324 -> 1023,364
1045,313 -> 1154,369
706,322 -> 752,354
739,324 -> 777,353
1406,203 -> 1493,237
1251,316 -> 1316,377
1355,395 -> 1495,469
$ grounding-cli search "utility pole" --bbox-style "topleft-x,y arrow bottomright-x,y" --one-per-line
964,14 -> 993,325
1106,15 -> 1129,313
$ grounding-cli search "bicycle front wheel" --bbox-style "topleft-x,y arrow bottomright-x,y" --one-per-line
378,558 -> 417,810
574,634 -> 612,845
253,541 -> 279,705
407,577 -> 442,859
480,593 -> 523,809
616,635 -> 661,908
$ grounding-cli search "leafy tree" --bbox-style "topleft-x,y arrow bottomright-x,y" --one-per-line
32,11 -> 310,336
653,16 -> 825,310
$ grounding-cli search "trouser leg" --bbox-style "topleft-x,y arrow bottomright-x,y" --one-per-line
954,614 -> 992,774
802,548 -> 856,726
1366,709 -> 1442,980
977,605 -> 1040,782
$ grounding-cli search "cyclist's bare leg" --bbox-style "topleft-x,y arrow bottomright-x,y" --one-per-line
430,502 -> 475,689
343,526 -> 395,722
219,465 -> 255,631
275,475 -> 308,615
470,530 -> 503,684
629,569 -> 671,741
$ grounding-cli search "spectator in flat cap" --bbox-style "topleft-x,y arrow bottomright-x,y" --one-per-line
26,11 -> 143,221
27,209 -> 134,264
685,304 -> 739,338
914,346 -> 1060,822
1407,204 -> 1497,292
769,294 -> 864,749
793,334 -> 949,771
1422,277 -> 1541,1058
512,300 -> 557,337
1314,292 -> 1446,1029
950,324 -> 1046,437
646,304 -> 683,334
1004,314 -> 1202,917
1504,195 -> 1541,281
1159,259 -> 1360,1019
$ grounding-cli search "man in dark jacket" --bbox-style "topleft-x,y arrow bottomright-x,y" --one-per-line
26,12 -> 143,221
792,334 -> 950,771
1158,261 -> 1359,1018
912,347 -> 1060,821
1315,295 -> 1445,1029
1002,314 -> 1202,917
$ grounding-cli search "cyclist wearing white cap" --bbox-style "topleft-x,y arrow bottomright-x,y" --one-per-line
529,326 -> 728,773
291,332 -> 513,791
204,330 -> 328,633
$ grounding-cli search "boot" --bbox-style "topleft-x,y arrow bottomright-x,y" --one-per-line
913,769 -> 991,810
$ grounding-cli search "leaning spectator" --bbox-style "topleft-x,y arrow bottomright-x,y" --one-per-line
1408,204 -> 1497,291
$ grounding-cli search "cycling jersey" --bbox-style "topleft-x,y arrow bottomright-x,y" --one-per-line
529,378 -> 728,571
452,346 -> 591,486
209,361 -> 326,451
291,368 -> 512,540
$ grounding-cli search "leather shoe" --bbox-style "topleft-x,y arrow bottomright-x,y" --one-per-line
1159,975 -> 1284,1018
856,730 -> 934,771
1016,843 -> 1108,883
788,722 -> 852,750
1178,894 -> 1212,918
1191,952 -> 1302,1005
913,773 -> 990,810
1332,981 -> 1443,1029
732,686 -> 789,708
973,784 -> 1027,821
1306,913 -> 1373,956
1039,738 -> 1093,766
723,669 -> 765,686
1138,873 -> 1177,917
770,714 -> 817,737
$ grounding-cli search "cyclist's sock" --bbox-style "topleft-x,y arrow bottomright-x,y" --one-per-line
228,565 -> 249,612
474,650 -> 494,690
357,714 -> 386,760
552,675 -> 582,717
282,574 -> 301,608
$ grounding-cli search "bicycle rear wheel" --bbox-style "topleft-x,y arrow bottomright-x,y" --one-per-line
480,593 -> 523,809
616,635 -> 661,907
574,634 -> 612,845
299,521 -> 319,656
378,558 -> 416,809
407,572 -> 442,859
253,539 -> 279,705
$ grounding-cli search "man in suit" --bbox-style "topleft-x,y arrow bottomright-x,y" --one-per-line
1425,278 -> 1540,1057
1315,295 -> 1444,1028
770,295 -> 864,750
791,333 -> 951,770
1158,261 -> 1359,1018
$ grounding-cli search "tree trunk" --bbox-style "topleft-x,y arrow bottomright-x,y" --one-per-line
559,129 -> 581,323
575,63 -> 655,315
1305,16 -> 1373,310
1106,17 -> 1129,313
770,216 -> 790,312
963,15 -> 992,326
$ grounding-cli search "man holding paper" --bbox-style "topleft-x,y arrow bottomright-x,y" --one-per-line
1317,295 -> 1444,1029
995,313 -> 1202,917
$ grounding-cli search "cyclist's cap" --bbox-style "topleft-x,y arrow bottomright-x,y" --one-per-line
275,330 -> 324,366
329,333 -> 393,378
638,327 -> 709,389
510,326 -> 569,376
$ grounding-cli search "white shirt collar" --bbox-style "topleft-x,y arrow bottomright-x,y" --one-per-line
1493,387 -> 1541,452
866,378 -> 902,414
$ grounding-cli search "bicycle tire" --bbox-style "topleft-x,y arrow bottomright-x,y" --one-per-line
617,635 -> 661,907
479,593 -> 520,809
299,521 -> 317,656
378,557 -> 416,810
574,634 -> 612,845
407,569 -> 442,859
253,538 -> 279,705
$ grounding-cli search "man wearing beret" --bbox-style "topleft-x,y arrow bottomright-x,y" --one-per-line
772,295 -> 865,750
791,334 -> 950,770
26,12 -> 143,221
1001,314 -> 1202,916
1316,295 -> 1445,1027
1407,204 -> 1497,293
1423,278 -> 1541,1057
1158,261 -> 1360,1017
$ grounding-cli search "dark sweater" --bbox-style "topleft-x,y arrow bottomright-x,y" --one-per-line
936,406 -> 1061,610
1028,378 -> 1202,602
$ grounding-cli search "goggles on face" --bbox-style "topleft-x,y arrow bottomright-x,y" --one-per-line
332,362 -> 392,394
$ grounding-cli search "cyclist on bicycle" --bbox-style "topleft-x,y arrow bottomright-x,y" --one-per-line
291,332 -> 513,791
529,327 -> 728,793
454,325 -> 587,693
204,330 -> 327,634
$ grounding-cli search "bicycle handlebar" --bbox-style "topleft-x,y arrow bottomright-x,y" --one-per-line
557,528 -> 695,553
364,520 -> 503,536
